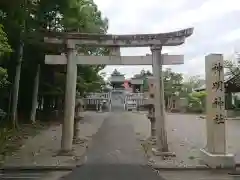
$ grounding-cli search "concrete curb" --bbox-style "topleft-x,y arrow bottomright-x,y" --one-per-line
150,161 -> 240,172
152,166 -> 238,171
0,164 -> 83,172
228,171 -> 240,175
152,165 -> 209,171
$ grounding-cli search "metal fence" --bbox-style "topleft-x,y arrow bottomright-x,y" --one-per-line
84,92 -> 112,111
83,92 -> 146,112
124,93 -> 144,111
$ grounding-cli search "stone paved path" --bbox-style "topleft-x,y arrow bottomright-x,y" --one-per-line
111,91 -> 125,112
61,112 -> 163,180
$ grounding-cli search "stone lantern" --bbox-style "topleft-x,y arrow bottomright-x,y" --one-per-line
143,77 -> 157,144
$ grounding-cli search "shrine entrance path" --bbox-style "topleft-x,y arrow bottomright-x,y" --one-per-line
61,112 -> 163,180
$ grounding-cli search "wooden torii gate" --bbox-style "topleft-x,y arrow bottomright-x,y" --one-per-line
44,28 -> 193,154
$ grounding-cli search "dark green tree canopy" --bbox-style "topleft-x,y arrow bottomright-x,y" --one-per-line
0,0 -> 109,117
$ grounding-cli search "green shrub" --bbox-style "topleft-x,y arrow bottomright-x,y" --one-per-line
186,91 -> 207,113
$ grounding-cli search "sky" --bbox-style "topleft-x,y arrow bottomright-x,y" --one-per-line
95,0 -> 240,79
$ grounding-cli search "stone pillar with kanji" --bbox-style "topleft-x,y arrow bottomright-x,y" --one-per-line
200,54 -> 235,168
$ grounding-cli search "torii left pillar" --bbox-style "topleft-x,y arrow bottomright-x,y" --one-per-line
60,42 -> 78,154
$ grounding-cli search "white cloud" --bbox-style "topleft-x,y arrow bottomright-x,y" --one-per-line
152,0 -> 240,32
221,28 -> 240,43
94,0 -> 240,79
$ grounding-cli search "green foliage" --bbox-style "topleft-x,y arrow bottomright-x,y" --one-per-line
63,0 -> 108,33
163,68 -> 183,97
0,67 -> 10,89
187,91 -> 207,113
191,91 -> 207,100
133,69 -> 207,112
0,24 -> 11,115
0,24 -> 12,57
0,24 -> 11,90
133,68 -> 184,97
133,69 -> 152,91
134,69 -> 152,78
2,0 -> 111,158
0,0 -> 109,118
162,71 -> 206,112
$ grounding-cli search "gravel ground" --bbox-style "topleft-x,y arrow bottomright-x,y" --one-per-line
3,110 -> 239,180
60,112 -> 240,180
127,112 -> 240,167
1,112 -> 109,180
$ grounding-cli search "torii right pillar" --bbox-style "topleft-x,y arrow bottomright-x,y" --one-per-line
200,54 -> 235,168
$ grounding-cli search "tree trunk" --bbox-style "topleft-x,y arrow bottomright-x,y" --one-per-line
30,64 -> 40,124
11,41 -> 24,129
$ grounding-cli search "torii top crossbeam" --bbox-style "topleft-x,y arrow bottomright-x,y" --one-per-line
44,28 -> 193,47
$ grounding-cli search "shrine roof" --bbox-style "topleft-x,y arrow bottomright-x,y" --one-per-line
193,74 -> 240,93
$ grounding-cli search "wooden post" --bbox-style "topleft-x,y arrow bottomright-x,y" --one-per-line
200,54 -> 235,168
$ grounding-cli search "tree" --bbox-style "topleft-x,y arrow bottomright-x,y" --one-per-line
0,24 -> 11,57
0,0 -> 37,127
224,59 -> 240,76
0,24 -> 11,119
0,0 -> 109,126
181,75 -> 204,96
163,68 -> 183,110
132,68 -> 184,109
134,69 -> 152,78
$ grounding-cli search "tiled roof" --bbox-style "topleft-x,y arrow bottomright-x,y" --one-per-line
193,74 -> 235,91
